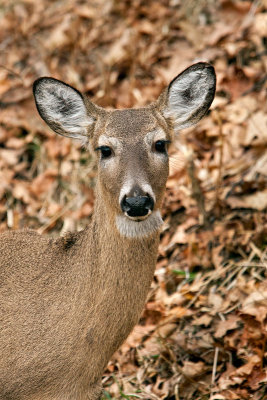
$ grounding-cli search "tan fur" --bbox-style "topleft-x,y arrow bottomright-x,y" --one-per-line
0,63 -> 216,399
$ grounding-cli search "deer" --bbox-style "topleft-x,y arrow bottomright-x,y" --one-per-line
0,62 -> 216,400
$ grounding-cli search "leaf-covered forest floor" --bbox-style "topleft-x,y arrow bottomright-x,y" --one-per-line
0,1 -> 266,399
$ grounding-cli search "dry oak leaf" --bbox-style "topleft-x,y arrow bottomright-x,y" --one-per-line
235,355 -> 261,377
45,15 -> 77,51
156,307 -> 193,338
223,96 -> 257,124
0,149 -> 23,166
245,111 -> 267,146
76,4 -> 98,19
214,315 -> 240,338
163,292 -> 186,308
207,22 -> 235,46
253,13 -> 267,37
247,368 -> 267,391
125,324 -> 156,348
193,314 -> 212,327
29,170 -> 58,197
156,322 -> 177,339
0,169 -> 14,198
5,137 -> 25,149
226,189 -> 267,211
12,182 -> 31,204
170,217 -> 197,244
218,363 -> 237,390
208,292 -> 223,314
241,290 -> 267,323
181,360 -> 206,378
219,356 -> 262,390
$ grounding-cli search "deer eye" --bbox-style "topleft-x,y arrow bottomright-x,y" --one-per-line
95,146 -> 113,159
154,140 -> 170,153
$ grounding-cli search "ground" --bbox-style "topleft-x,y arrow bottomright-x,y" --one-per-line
0,1 -> 266,399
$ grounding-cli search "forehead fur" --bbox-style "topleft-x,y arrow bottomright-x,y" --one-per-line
106,109 -> 158,138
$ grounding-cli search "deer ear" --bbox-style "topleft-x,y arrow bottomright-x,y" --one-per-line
33,77 -> 96,143
158,63 -> 216,131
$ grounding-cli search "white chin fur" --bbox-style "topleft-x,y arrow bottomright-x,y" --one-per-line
116,210 -> 163,239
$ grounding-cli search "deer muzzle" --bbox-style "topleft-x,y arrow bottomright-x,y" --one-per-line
121,195 -> 154,219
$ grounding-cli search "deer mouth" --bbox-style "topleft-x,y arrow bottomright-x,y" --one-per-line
116,210 -> 163,238
124,209 -> 152,222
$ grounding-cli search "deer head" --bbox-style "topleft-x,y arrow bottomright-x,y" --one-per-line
33,63 -> 216,238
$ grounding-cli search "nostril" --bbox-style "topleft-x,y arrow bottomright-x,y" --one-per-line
121,195 -> 131,213
144,196 -> 154,211
121,195 -> 154,217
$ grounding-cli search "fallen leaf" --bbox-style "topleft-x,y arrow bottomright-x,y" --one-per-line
226,189 -> 267,211
214,315 -> 240,338
241,290 -> 267,323
245,111 -> 267,146
193,314 -> 212,327
181,361 -> 206,378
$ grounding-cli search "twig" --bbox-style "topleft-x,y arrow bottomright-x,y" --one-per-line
0,64 -> 24,82
186,263 -> 236,309
250,242 -> 267,264
211,347 -> 219,385
37,197 -> 78,234
209,347 -> 219,400
174,382 -> 180,400
213,110 -> 224,207
185,146 -> 208,227
241,0 -> 261,30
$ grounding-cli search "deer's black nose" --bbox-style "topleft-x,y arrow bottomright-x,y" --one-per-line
121,195 -> 154,217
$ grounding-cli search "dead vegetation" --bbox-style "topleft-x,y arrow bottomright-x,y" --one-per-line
0,0 -> 266,399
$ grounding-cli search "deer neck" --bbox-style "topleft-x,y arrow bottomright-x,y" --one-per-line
63,192 -> 159,382
89,191 -> 160,277
79,184 -> 161,310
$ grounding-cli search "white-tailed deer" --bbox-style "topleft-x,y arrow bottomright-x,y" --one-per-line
0,63 -> 216,400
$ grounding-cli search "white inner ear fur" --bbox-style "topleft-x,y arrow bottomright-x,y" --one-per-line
35,80 -> 94,140
164,69 -> 213,131
116,210 -> 163,238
